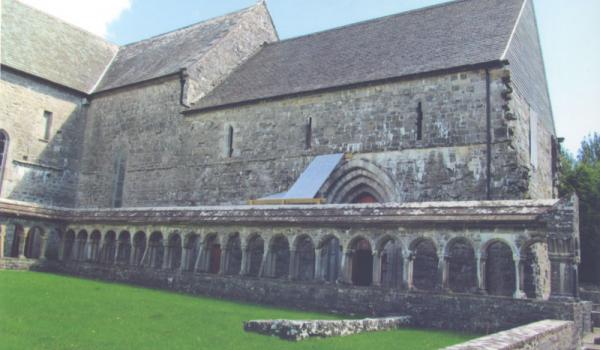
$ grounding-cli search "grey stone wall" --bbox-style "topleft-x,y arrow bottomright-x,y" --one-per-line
443,320 -> 578,350
76,67 -> 551,207
0,68 -> 86,207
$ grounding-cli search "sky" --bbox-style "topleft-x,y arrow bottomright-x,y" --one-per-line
20,0 -> 599,155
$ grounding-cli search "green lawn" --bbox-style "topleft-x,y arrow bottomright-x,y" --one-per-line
0,271 -> 475,350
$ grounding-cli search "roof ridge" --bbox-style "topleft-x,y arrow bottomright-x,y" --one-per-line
10,0 -> 119,48
267,0 -> 474,47
120,3 -> 258,47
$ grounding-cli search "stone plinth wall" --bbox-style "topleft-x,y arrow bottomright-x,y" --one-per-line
0,257 -> 47,270
443,320 -> 577,350
244,316 -> 411,341
49,262 -> 591,336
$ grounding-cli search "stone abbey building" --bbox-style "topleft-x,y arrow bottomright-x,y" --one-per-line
0,0 -> 591,336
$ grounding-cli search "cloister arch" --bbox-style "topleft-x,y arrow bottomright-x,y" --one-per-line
147,232 -> 164,269
246,234 -> 264,277
268,235 -> 290,279
411,238 -> 438,291
446,237 -> 477,293
293,235 -> 315,281
132,231 -> 146,266
318,235 -> 341,282
379,237 -> 403,288
225,233 -> 242,275
90,231 -> 101,261
183,233 -> 201,271
350,236 -> 373,286
166,233 -> 182,269
74,230 -> 88,261
485,240 -> 516,297
116,231 -> 131,264
24,226 -> 45,259
102,231 -> 117,264
203,234 -> 221,274
62,230 -> 75,261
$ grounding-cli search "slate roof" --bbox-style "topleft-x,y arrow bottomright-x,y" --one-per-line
1,0 -> 118,93
94,5 -> 255,92
192,0 -> 526,111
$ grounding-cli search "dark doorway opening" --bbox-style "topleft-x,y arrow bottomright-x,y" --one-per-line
351,239 -> 373,286
352,193 -> 378,204
209,244 -> 221,274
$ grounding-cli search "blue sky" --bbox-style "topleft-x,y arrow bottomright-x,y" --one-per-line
25,0 -> 599,154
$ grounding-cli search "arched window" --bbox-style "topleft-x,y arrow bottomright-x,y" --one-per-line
226,125 -> 234,158
0,130 -> 9,194
112,152 -> 126,208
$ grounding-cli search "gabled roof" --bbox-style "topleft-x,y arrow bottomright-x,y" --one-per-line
1,0 -> 118,94
94,5 -> 257,93
192,0 -> 526,111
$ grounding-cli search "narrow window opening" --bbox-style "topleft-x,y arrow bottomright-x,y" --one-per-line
0,130 -> 8,194
112,153 -> 126,208
227,126 -> 234,158
305,117 -> 312,150
416,102 -> 423,141
43,111 -> 53,141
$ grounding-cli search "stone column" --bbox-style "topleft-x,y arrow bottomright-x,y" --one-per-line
476,253 -> 487,293
372,250 -> 382,287
180,248 -> 188,272
440,255 -> 449,290
58,231 -> 65,261
239,245 -> 249,275
314,247 -> 323,281
39,236 -> 48,260
73,238 -> 81,261
288,249 -> 297,280
403,254 -> 414,290
258,249 -> 269,278
513,256 -> 526,299
339,248 -> 353,284
0,223 -> 6,259
17,227 -> 27,259
129,244 -> 137,266
161,243 -> 170,270
219,248 -> 228,275
194,242 -> 205,272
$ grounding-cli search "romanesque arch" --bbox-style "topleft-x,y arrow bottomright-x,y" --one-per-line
320,159 -> 397,204
225,233 -> 242,275
411,238 -> 438,291
318,235 -> 341,282
116,231 -> 131,264
485,240 -> 516,297
246,234 -> 264,277
446,237 -> 477,293
350,236 -> 373,286
293,235 -> 315,281
132,231 -> 146,266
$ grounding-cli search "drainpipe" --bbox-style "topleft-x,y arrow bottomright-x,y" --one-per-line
179,68 -> 190,108
485,68 -> 492,200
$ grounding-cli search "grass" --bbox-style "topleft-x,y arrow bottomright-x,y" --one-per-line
0,271 -> 475,350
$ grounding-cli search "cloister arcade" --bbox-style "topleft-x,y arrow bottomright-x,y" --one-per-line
38,224 -> 551,300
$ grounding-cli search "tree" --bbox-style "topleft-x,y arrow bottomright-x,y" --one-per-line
559,133 -> 600,284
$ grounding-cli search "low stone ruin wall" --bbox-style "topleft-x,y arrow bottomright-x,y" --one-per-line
443,320 -> 577,350
0,257 -> 47,271
244,316 -> 411,341
48,261 -> 592,337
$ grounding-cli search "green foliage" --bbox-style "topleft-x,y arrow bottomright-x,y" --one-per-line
559,132 -> 600,284
0,272 -> 474,350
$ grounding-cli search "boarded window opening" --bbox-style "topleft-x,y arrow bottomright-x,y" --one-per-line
416,102 -> 423,141
305,117 -> 312,149
43,111 -> 53,140
227,126 -> 234,158
112,153 -> 126,208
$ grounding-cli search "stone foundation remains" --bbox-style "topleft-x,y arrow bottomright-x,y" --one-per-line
243,316 -> 411,341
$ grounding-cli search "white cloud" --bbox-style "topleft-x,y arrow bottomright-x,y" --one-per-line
20,0 -> 131,38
